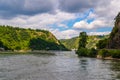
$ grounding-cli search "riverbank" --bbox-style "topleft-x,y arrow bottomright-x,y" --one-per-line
97,55 -> 120,60
0,50 -> 56,55
97,49 -> 120,60
76,48 -> 120,60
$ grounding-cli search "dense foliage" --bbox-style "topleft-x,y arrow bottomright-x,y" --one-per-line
29,38 -> 67,50
98,49 -> 120,58
96,38 -> 108,49
0,25 -> 67,51
76,32 -> 91,57
78,32 -> 88,49
76,32 -> 95,57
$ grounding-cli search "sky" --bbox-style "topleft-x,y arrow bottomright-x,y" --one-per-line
0,0 -> 120,39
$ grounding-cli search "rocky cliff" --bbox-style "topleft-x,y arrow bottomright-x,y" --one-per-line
107,12 -> 120,49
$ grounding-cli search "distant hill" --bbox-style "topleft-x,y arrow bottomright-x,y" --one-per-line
0,25 -> 68,51
60,35 -> 109,50
60,37 -> 79,50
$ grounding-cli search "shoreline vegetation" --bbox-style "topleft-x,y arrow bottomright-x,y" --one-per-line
97,49 -> 120,60
75,32 -> 120,60
76,49 -> 120,60
0,49 -> 120,60
76,12 -> 120,60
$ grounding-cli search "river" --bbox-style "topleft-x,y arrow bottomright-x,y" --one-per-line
0,51 -> 120,80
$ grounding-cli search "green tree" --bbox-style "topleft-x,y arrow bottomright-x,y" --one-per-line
78,32 -> 88,49
96,38 -> 108,49
76,32 -> 88,56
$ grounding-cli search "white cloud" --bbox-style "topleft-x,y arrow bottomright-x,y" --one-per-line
51,29 -> 79,39
0,10 -> 76,29
73,0 -> 120,30
51,29 -> 111,39
95,0 -> 120,19
73,19 -> 109,29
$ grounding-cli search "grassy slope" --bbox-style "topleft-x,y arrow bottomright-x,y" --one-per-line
60,35 -> 109,50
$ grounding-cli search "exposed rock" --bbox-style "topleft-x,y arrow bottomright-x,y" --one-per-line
107,12 -> 120,49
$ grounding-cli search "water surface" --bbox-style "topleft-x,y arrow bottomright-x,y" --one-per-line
0,51 -> 120,80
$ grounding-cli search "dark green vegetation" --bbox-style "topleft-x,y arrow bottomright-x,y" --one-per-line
0,25 -> 67,51
98,49 -> 120,58
29,38 -> 66,50
96,38 -> 108,49
78,32 -> 88,49
76,32 -> 97,57
76,48 -> 97,57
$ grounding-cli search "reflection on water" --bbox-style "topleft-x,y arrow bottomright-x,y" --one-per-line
110,60 -> 120,79
0,51 -> 120,80
79,59 -> 88,70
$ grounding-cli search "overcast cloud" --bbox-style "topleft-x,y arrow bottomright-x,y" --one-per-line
0,0 -> 119,39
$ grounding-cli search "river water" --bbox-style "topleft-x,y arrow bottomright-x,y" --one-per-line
0,51 -> 120,80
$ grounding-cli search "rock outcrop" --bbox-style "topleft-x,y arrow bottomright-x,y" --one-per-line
107,12 -> 120,49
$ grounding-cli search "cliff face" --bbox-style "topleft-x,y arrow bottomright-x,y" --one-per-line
107,12 -> 120,49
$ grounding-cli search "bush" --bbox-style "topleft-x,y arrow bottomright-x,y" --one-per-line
98,49 -> 109,58
76,48 -> 88,57
96,39 -> 108,49
98,49 -> 120,58
108,50 -> 120,58
88,48 -> 97,57
76,48 -> 97,57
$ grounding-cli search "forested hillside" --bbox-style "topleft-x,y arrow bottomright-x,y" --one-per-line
0,25 -> 67,51
60,37 -> 79,50
60,35 -> 109,50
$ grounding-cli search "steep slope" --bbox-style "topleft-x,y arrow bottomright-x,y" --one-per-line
60,35 -> 108,50
0,26 -> 67,50
107,12 -> 120,49
60,37 -> 79,49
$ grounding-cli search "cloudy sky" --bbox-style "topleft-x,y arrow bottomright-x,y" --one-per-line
0,0 -> 120,39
